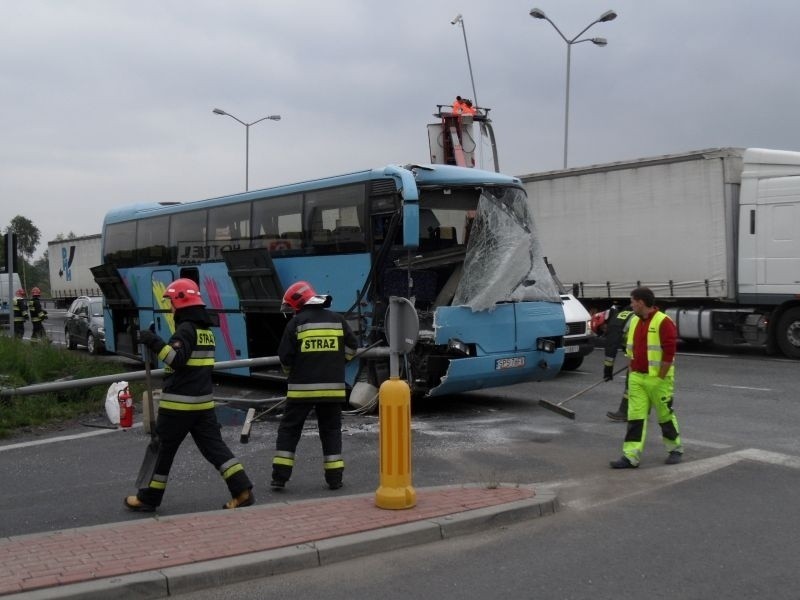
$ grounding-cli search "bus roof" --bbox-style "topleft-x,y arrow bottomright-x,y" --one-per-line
103,163 -> 523,225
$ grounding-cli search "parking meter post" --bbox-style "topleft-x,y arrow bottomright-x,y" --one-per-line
375,297 -> 418,510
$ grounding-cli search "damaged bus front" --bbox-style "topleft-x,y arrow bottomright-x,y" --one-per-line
370,164 -> 565,397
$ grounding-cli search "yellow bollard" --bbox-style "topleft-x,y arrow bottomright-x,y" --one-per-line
375,376 -> 416,509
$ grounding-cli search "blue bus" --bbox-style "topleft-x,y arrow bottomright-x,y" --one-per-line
94,164 -> 566,397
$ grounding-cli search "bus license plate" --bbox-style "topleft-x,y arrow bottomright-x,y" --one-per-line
495,357 -> 526,370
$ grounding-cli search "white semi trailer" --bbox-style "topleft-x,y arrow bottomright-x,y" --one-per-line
48,234 -> 102,308
519,147 -> 800,358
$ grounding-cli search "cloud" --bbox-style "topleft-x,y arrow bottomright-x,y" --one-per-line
2,0 -> 800,257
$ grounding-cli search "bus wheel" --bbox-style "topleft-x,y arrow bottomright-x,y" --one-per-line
776,307 -> 800,359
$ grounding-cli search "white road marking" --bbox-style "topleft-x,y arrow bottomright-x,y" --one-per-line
555,448 -> 800,511
712,384 -> 772,391
0,422 -> 141,452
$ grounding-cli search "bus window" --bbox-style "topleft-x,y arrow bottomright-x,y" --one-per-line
137,215 -> 169,265
252,194 -> 303,254
305,184 -> 366,254
173,209 -> 208,266
208,203 -> 250,242
104,221 -> 138,267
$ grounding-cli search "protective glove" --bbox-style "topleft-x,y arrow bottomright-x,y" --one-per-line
603,359 -> 614,381
138,329 -> 163,353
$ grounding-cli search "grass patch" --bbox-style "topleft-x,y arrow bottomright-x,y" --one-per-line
0,336 -> 142,439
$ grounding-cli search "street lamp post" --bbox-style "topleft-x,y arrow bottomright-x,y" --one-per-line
212,108 -> 281,191
529,8 -> 617,169
450,14 -> 479,110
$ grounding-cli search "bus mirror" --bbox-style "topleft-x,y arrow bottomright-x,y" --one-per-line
402,202 -> 419,249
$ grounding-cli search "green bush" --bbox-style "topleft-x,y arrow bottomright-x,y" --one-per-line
0,336 -> 141,438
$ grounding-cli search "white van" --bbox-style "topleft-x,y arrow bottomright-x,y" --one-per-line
560,293 -> 595,370
0,273 -> 23,326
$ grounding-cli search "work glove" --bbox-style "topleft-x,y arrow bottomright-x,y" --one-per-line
138,329 -> 163,353
603,359 -> 614,381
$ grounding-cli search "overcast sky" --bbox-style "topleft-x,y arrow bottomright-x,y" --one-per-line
3,1 -> 800,258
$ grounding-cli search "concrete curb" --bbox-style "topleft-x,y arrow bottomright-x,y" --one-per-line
4,485 -> 558,600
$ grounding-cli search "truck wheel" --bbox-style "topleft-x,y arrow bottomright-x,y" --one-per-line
66,328 -> 77,350
776,307 -> 800,359
561,356 -> 584,371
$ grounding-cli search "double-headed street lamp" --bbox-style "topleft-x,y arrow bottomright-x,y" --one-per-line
529,8 -> 617,169
212,108 -> 281,191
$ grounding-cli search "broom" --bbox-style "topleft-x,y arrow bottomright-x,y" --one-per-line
539,366 -> 628,420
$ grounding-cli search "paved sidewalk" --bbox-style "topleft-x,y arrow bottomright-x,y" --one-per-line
0,484 -> 558,600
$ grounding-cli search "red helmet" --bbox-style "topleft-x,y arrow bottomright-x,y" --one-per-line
31,287 -> 41,296
281,281 -> 329,312
163,278 -> 205,309
15,288 -> 26,297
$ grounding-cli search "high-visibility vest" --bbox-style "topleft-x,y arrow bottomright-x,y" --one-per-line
626,311 -> 675,377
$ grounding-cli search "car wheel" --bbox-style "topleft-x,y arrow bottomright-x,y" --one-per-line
87,333 -> 97,355
66,328 -> 77,350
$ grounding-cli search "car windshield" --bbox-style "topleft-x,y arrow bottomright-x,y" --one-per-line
90,300 -> 103,316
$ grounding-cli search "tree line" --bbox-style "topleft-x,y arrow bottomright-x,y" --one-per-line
4,215 -> 81,298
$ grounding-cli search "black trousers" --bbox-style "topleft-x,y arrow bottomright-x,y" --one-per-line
276,402 -> 342,454
138,408 -> 252,506
273,402 -> 343,483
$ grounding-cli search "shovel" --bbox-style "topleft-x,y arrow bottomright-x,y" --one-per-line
240,397 -> 287,444
539,366 -> 628,420
135,348 -> 160,489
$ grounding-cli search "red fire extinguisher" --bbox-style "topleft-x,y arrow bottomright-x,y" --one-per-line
118,387 -> 134,428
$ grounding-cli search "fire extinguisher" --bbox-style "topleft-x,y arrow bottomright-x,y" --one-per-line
118,387 -> 134,428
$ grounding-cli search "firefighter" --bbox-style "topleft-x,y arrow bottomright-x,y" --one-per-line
603,303 -> 635,421
12,288 -> 28,339
28,287 -> 48,340
271,280 -> 358,491
125,278 -> 254,511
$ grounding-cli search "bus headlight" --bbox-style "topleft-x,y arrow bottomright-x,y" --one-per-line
537,338 -> 557,353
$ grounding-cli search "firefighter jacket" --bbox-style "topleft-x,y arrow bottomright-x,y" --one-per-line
278,305 -> 358,403
149,306 -> 216,411
29,297 -> 47,323
604,305 -> 634,362
13,297 -> 28,323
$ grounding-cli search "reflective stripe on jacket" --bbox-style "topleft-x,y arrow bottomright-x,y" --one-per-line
279,307 -> 358,403
626,311 -> 675,377
159,319 -> 216,409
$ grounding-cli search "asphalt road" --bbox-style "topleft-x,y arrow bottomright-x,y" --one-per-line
1,343 -> 796,539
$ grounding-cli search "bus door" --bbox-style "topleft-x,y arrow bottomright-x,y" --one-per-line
90,263 -> 139,358
222,248 -> 286,378
150,270 -> 175,345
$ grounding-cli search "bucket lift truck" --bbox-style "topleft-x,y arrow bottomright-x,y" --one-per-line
427,102 -> 499,171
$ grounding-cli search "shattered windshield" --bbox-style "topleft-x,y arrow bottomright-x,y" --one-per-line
452,186 -> 560,310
